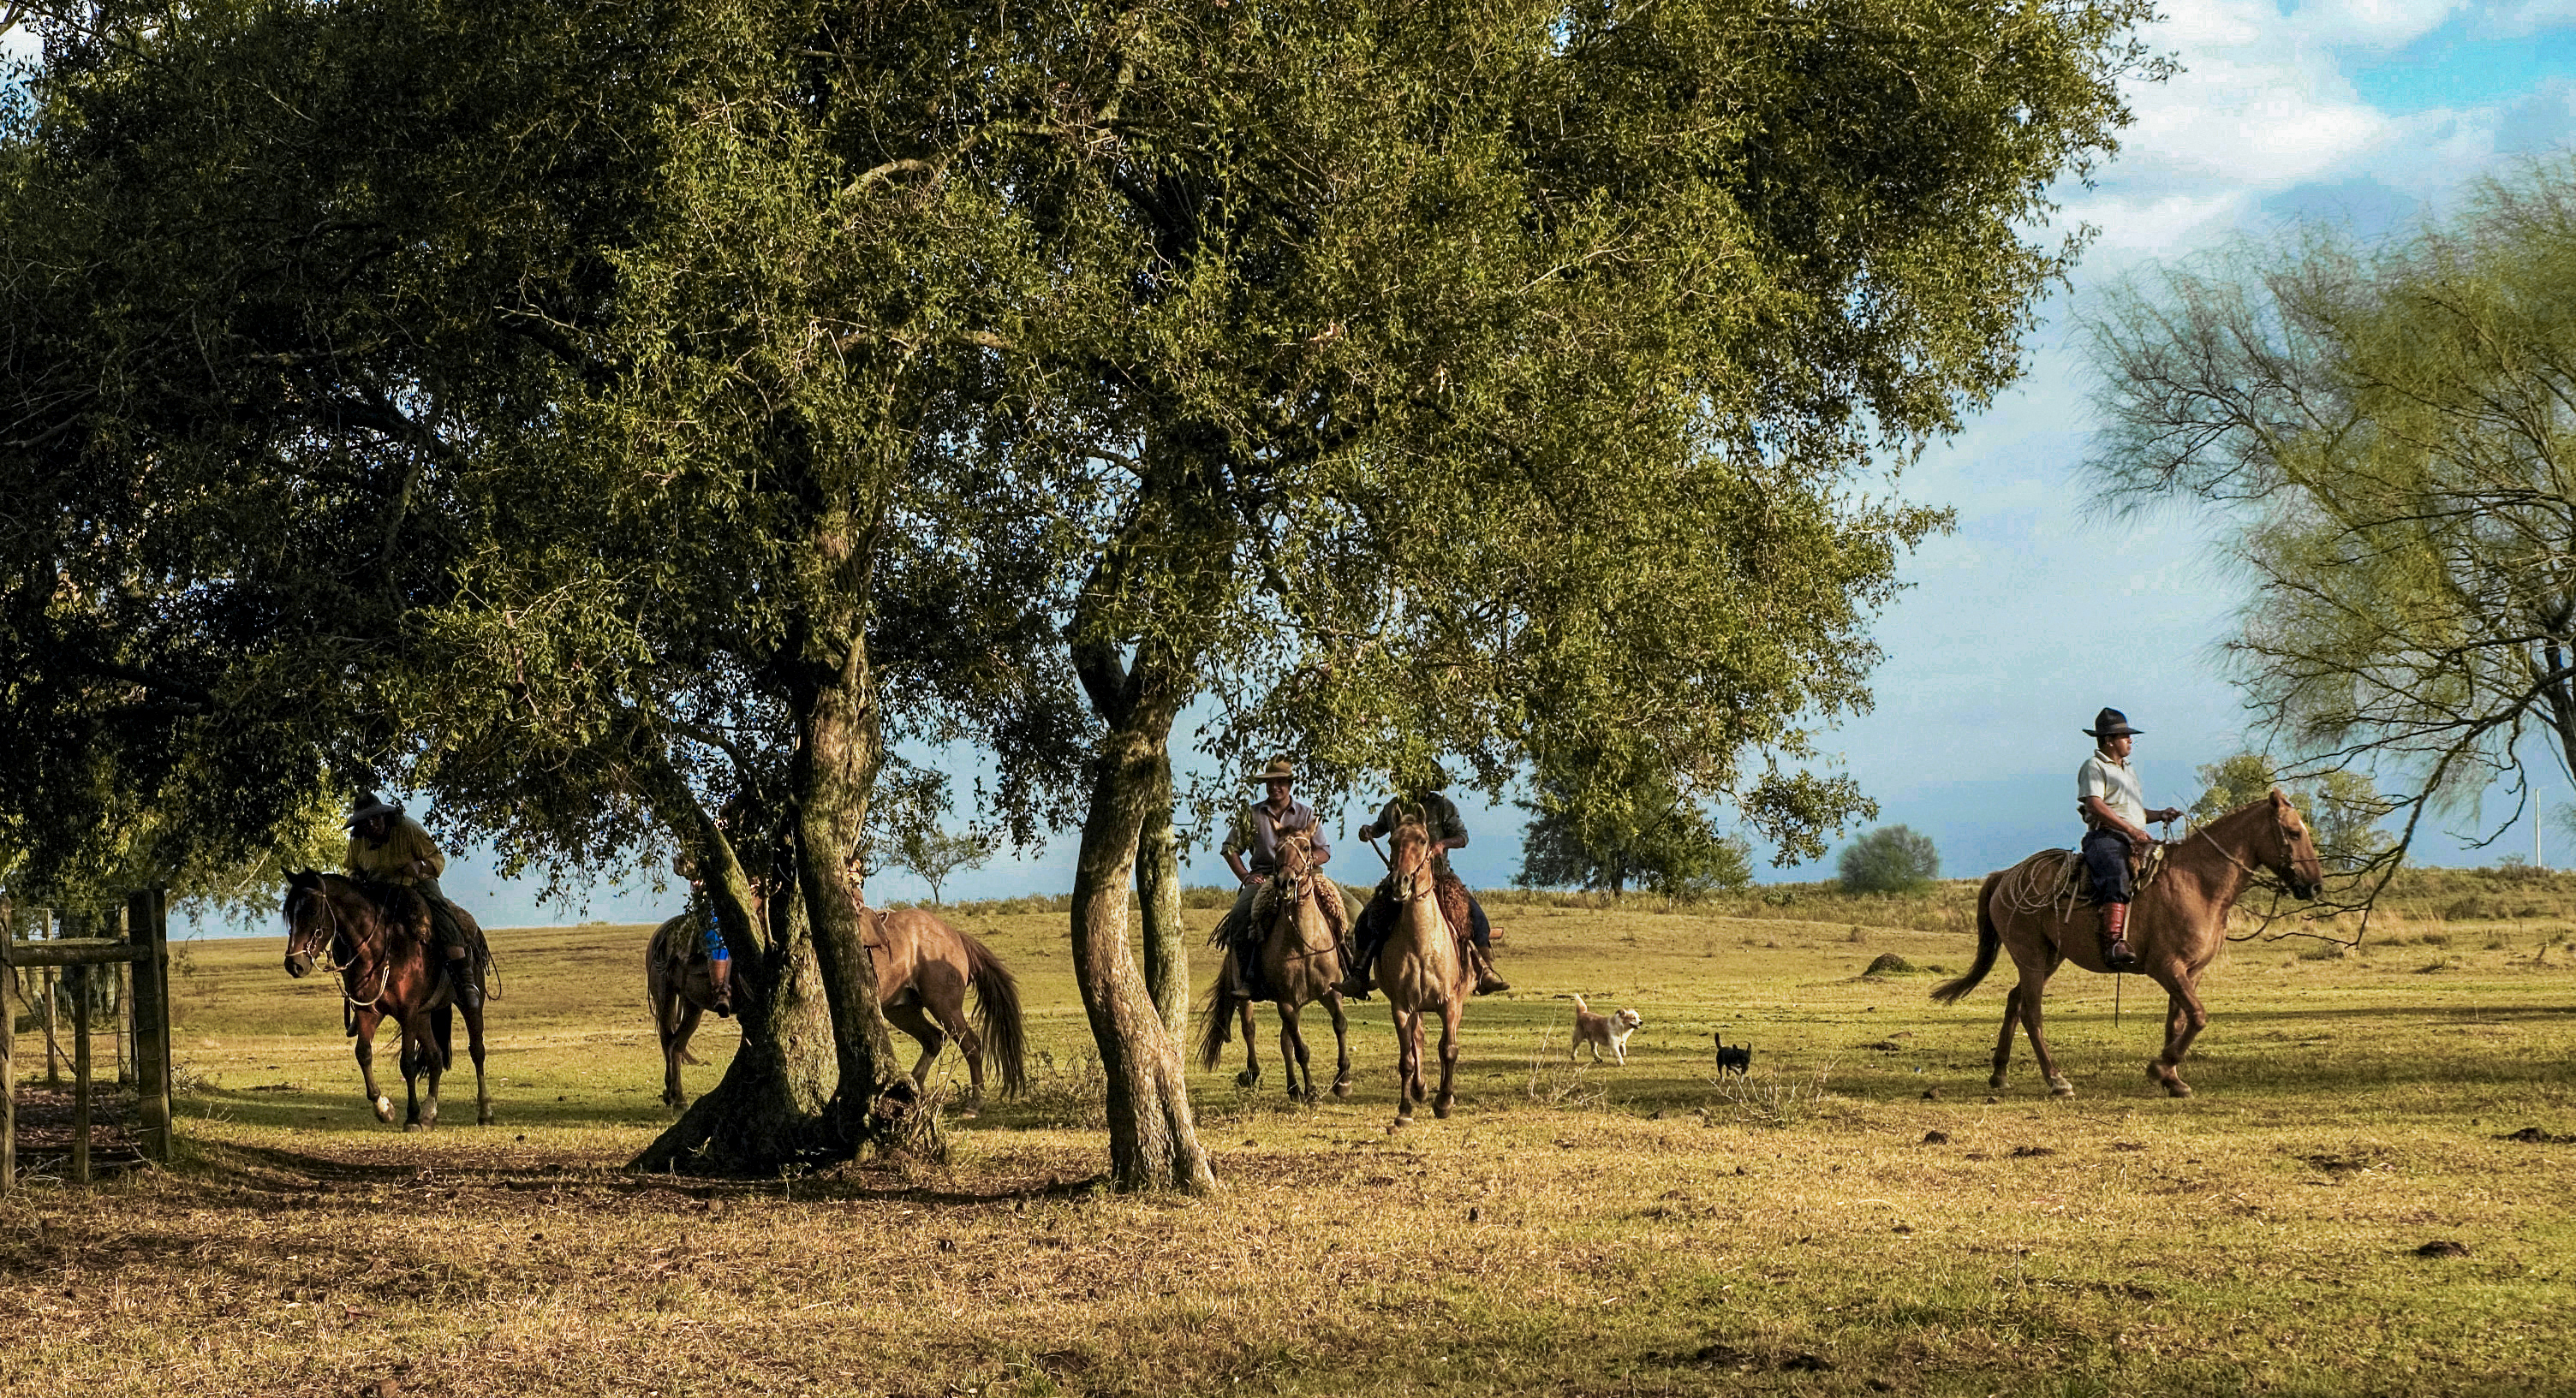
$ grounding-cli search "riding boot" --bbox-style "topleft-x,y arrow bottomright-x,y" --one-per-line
1233,940 -> 1265,1002
1468,942 -> 1511,995
444,952 -> 484,1011
2099,901 -> 2139,973
1338,947 -> 1375,999
707,953 -> 733,1017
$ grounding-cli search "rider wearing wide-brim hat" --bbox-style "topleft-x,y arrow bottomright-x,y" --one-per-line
344,791 -> 483,1010
1339,762 -> 1509,998
2077,709 -> 2185,973
1217,755 -> 1342,999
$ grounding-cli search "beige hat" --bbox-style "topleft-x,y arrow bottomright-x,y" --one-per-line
1247,755 -> 1297,784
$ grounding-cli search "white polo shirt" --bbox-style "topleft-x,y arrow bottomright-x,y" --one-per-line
2078,750 -> 2147,830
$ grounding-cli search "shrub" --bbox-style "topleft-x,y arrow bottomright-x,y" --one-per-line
1837,825 -> 1940,894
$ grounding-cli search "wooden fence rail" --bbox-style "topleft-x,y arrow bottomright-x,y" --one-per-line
1,889 -> 174,1190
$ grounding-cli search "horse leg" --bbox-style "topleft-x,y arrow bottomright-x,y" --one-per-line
1989,985 -> 2022,1089
2147,967 -> 2209,1098
353,1008 -> 394,1123
885,1001 -> 945,1088
398,1019 -> 425,1131
463,999 -> 490,1127
1407,1014 -> 1428,1105
2014,962 -> 2073,1098
1235,995 -> 1261,1089
1432,998 -> 1461,1120
1323,992 -> 1352,1098
920,991 -> 990,1118
1277,1002 -> 1311,1102
418,1007 -> 448,1129
1391,1008 -> 1417,1127
663,1002 -> 703,1110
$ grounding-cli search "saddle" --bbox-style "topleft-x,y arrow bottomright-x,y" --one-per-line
2054,840 -> 2168,906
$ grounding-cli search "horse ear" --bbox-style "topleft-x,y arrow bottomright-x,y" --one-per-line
2268,788 -> 2293,810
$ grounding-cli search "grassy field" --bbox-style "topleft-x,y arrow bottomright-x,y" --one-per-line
4,895 -> 2574,1396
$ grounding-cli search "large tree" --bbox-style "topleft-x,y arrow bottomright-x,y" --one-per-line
888,0 -> 2162,1189
2089,157 -> 2576,893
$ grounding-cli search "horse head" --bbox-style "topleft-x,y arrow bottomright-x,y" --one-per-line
1270,826 -> 1316,900
1388,817 -> 1437,902
2266,788 -> 2326,900
280,869 -> 337,978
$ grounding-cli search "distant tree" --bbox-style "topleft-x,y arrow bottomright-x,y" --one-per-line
1518,764 -> 1754,901
890,827 -> 996,908
2190,753 -> 2395,871
2089,157 -> 2576,893
1838,826 -> 1939,893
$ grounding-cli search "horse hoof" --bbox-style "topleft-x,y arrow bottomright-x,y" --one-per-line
1434,1099 -> 1453,1120
958,1107 -> 981,1121
2048,1077 -> 2076,1098
404,1121 -> 426,1133
478,1110 -> 493,1126
1390,1115 -> 1410,1131
1988,1074 -> 2007,1091
373,1096 -> 394,1122
1332,1081 -> 1351,1100
2165,1081 -> 2193,1098
1236,1070 -> 1257,1088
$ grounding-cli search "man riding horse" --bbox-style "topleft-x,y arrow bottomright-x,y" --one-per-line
1340,766 -> 1508,997
668,849 -> 734,1014
345,791 -> 484,1010
1217,755 -> 1344,1000
2078,709 -> 2185,973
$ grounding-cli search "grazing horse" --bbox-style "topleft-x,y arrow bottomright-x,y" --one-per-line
856,902 -> 1028,1116
643,895 -> 1026,1115
647,908 -> 738,1110
1375,817 -> 1472,1126
1193,826 -> 1354,1100
281,871 -> 492,1130
1933,790 -> 2324,1098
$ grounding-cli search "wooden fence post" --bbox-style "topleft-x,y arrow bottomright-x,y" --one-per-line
2,911 -> 15,1193
127,889 -> 174,1164
69,961 -> 91,1187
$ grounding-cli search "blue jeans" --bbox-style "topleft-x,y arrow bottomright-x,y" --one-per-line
2080,829 -> 2133,904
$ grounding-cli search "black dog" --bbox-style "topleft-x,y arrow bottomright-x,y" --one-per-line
1713,1032 -> 1753,1075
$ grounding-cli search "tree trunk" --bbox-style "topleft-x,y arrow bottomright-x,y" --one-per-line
789,633 -> 920,1150
630,906 -> 838,1175
1136,739 -> 1188,1033
1070,715 -> 1216,1194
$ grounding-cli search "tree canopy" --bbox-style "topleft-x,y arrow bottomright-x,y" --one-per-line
2089,157 -> 2576,895
1517,757 -> 1754,901
4,0 -> 2165,1187
1837,824 -> 1939,893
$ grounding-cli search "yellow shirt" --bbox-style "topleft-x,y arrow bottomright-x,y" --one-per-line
348,815 -> 446,885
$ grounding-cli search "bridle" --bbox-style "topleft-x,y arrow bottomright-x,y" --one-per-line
289,880 -> 391,1009
2184,806 -> 2321,899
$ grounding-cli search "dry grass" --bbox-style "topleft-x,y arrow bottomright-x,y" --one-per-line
4,900 -> 2575,1395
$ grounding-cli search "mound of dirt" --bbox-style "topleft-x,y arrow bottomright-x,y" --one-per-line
2498,1125 -> 2575,1144
1863,953 -> 1915,975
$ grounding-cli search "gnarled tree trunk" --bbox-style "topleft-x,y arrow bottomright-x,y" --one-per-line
1136,739 -> 1188,1033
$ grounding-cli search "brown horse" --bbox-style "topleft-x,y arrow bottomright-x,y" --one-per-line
856,902 -> 1028,1115
647,907 -> 736,1110
1194,826 -> 1354,1100
282,871 -> 492,1130
1376,817 -> 1472,1126
1933,790 -> 2324,1098
643,894 -> 1026,1115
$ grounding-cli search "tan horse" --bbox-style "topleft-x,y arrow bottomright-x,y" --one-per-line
647,907 -> 736,1110
650,896 -> 1026,1115
1934,790 -> 2324,1098
1376,817 -> 1472,1125
1194,826 -> 1354,1100
856,902 -> 1028,1116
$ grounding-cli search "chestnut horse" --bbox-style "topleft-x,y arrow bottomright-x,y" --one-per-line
1375,817 -> 1472,1126
282,871 -> 492,1130
1933,790 -> 2323,1098
644,895 -> 1026,1115
1193,826 -> 1354,1100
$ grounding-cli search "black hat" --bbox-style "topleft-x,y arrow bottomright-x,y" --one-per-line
2083,708 -> 2143,739
344,791 -> 402,827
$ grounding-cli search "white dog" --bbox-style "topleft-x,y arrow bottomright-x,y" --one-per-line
1571,994 -> 1644,1065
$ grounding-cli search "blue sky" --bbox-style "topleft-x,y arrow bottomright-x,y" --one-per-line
15,9 -> 2569,931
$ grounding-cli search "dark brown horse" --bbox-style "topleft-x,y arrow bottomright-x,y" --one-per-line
282,871 -> 492,1130
1376,817 -> 1471,1126
1933,790 -> 2324,1098
1194,825 -> 1354,1100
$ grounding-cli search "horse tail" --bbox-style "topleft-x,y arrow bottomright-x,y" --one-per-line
1194,971 -> 1237,1072
957,930 -> 1027,1099
1932,872 -> 2006,1005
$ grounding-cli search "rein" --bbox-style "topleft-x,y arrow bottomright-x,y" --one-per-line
295,883 -> 391,1010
